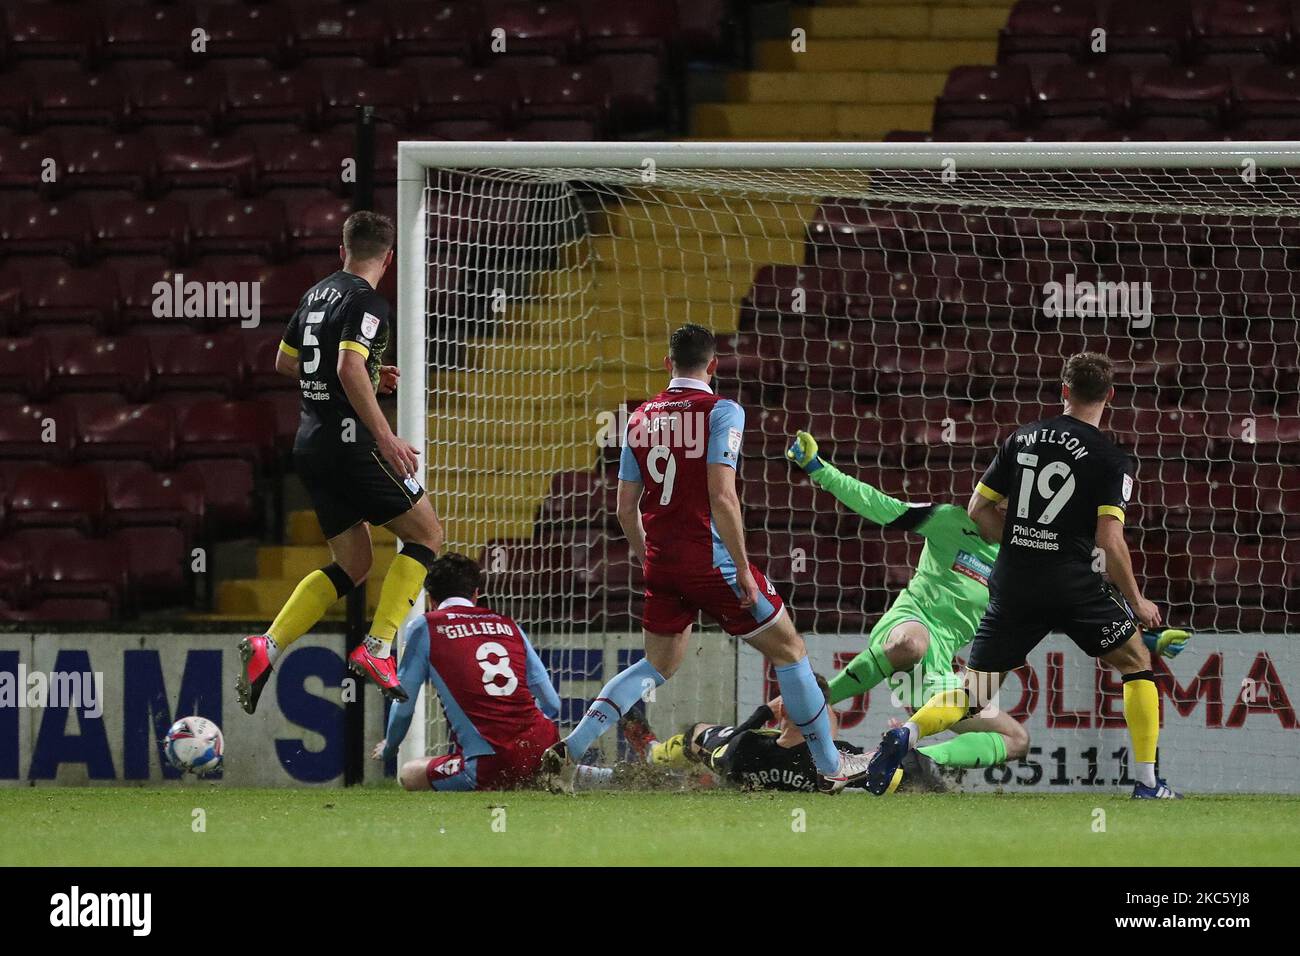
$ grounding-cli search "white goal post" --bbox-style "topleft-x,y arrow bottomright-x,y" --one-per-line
394,141 -> 1300,788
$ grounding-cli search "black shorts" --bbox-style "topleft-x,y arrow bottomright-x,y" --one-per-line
967,566 -> 1139,672
294,445 -> 425,540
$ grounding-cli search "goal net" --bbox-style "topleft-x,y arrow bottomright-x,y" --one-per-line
396,142 -> 1299,792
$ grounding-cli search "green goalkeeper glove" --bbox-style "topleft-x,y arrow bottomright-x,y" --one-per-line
1143,627 -> 1191,659
785,430 -> 824,473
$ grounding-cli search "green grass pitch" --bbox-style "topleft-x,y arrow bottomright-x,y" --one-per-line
3,788 -> 1298,866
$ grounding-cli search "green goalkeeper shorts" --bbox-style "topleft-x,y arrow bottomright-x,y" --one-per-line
869,603 -> 967,710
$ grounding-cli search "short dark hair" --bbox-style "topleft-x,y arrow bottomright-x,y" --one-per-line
1063,351 -> 1114,404
669,323 -> 716,372
342,210 -> 395,262
424,552 -> 482,604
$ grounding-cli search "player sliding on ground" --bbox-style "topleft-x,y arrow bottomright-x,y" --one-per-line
783,428 -> 1027,775
237,211 -> 444,714
866,352 -> 1182,799
372,553 -> 562,791
540,324 -> 874,794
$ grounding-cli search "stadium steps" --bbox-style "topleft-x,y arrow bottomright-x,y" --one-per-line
693,0 -> 1005,140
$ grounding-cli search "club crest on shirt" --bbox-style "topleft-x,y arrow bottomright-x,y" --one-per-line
1122,474 -> 1133,502
361,312 -> 380,341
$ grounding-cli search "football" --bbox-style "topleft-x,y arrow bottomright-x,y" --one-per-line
163,716 -> 224,776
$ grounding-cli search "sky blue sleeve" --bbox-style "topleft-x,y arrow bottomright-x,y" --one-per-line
706,400 -> 744,469
618,438 -> 642,482
382,616 -> 430,760
519,626 -> 561,720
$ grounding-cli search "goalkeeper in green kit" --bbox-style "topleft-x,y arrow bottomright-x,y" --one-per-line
784,430 -> 1026,776
785,429 -> 1192,783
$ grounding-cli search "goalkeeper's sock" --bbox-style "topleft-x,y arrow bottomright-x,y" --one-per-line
366,543 -> 437,656
827,643 -> 891,704
1123,670 -> 1160,788
266,564 -> 356,657
907,688 -> 971,741
565,658 -> 666,759
774,656 -> 840,776
919,731 -> 1006,769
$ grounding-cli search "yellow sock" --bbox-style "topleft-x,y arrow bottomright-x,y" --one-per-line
1123,673 -> 1160,764
909,688 -> 970,739
267,566 -> 351,648
367,550 -> 430,644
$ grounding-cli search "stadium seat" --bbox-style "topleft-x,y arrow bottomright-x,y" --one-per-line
225,69 -> 323,127
517,65 -> 612,131
3,198 -> 93,261
102,466 -> 205,537
91,199 -> 191,261
1132,65 -> 1233,121
62,131 -> 156,195
1032,64 -> 1131,123
321,67 -> 418,126
291,2 -> 391,65
177,458 -> 259,531
111,525 -> 190,607
1233,64 -> 1300,121
156,134 -> 258,194
538,470 -> 617,528
0,132 -> 63,194
193,197 -> 288,259
34,72 -> 126,128
175,399 -> 277,468
0,538 -> 34,608
0,338 -> 52,399
1104,5 -> 1192,69
0,73 -> 35,131
416,67 -> 521,127
0,402 -> 75,462
127,70 -> 226,130
740,265 -> 845,328
385,0 -> 483,67
0,596 -> 115,623
15,263 -> 121,335
5,3 -> 101,64
254,131 -> 353,191
808,200 -> 911,253
998,0 -> 1098,67
48,336 -> 152,401
103,6 -> 196,66
151,333 -> 247,396
34,535 -> 128,611
203,4 -> 292,65
1193,0 -> 1291,66
280,191 -> 353,254
740,460 -> 824,531
6,465 -> 107,532
934,65 -> 1032,129
484,1 -> 584,65
74,403 -> 177,469
580,0 -> 677,126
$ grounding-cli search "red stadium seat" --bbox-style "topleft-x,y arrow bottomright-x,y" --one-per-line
6,465 -> 107,531
385,1 -> 483,67
0,402 -> 75,462
1032,64 -> 1131,123
176,399 -> 277,467
225,69 -> 323,127
0,338 -> 52,399
934,65 -> 1032,127
1194,0 -> 1291,66
998,0 -> 1098,66
193,197 -> 288,259
6,3 -> 101,63
103,6 -> 195,65
91,199 -> 190,261
74,403 -> 177,468
517,65 -> 612,129
291,3 -> 391,64
740,265 -> 845,328
321,67 -> 418,126
1104,5 -> 1192,69
62,132 -> 157,195
537,470 -> 617,528
151,333 -> 248,396
0,74 -> 35,131
128,69 -> 226,130
156,134 -> 258,194
808,200 -> 911,253
0,597 -> 115,623
3,198 -> 92,261
48,336 -> 152,401
34,72 -> 126,128
103,467 -> 205,538
484,1 -> 584,65
0,538 -> 35,607
416,67 -> 521,126
34,535 -> 127,611
280,191 -> 353,254
0,132 -> 62,194
15,263 -> 121,335
740,460 -> 824,531
110,526 -> 189,607
1233,64 -> 1300,121
203,4 -> 292,64
177,458 -> 259,531
580,0 -> 676,125
253,131 -> 352,191
1132,65 -> 1232,121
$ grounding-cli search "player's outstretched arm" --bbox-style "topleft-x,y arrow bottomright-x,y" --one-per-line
377,617 -> 431,760
787,430 -> 922,530
1096,516 -> 1161,629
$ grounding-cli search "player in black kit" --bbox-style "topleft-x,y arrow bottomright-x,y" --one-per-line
237,211 -> 444,714
866,352 -> 1180,799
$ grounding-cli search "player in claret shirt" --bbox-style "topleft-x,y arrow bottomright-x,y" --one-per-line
541,324 -> 874,795
373,553 -> 562,792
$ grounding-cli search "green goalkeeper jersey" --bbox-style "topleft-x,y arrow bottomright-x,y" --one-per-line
810,462 -> 999,652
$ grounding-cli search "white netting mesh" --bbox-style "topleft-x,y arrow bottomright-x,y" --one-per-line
415,159 -> 1299,754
